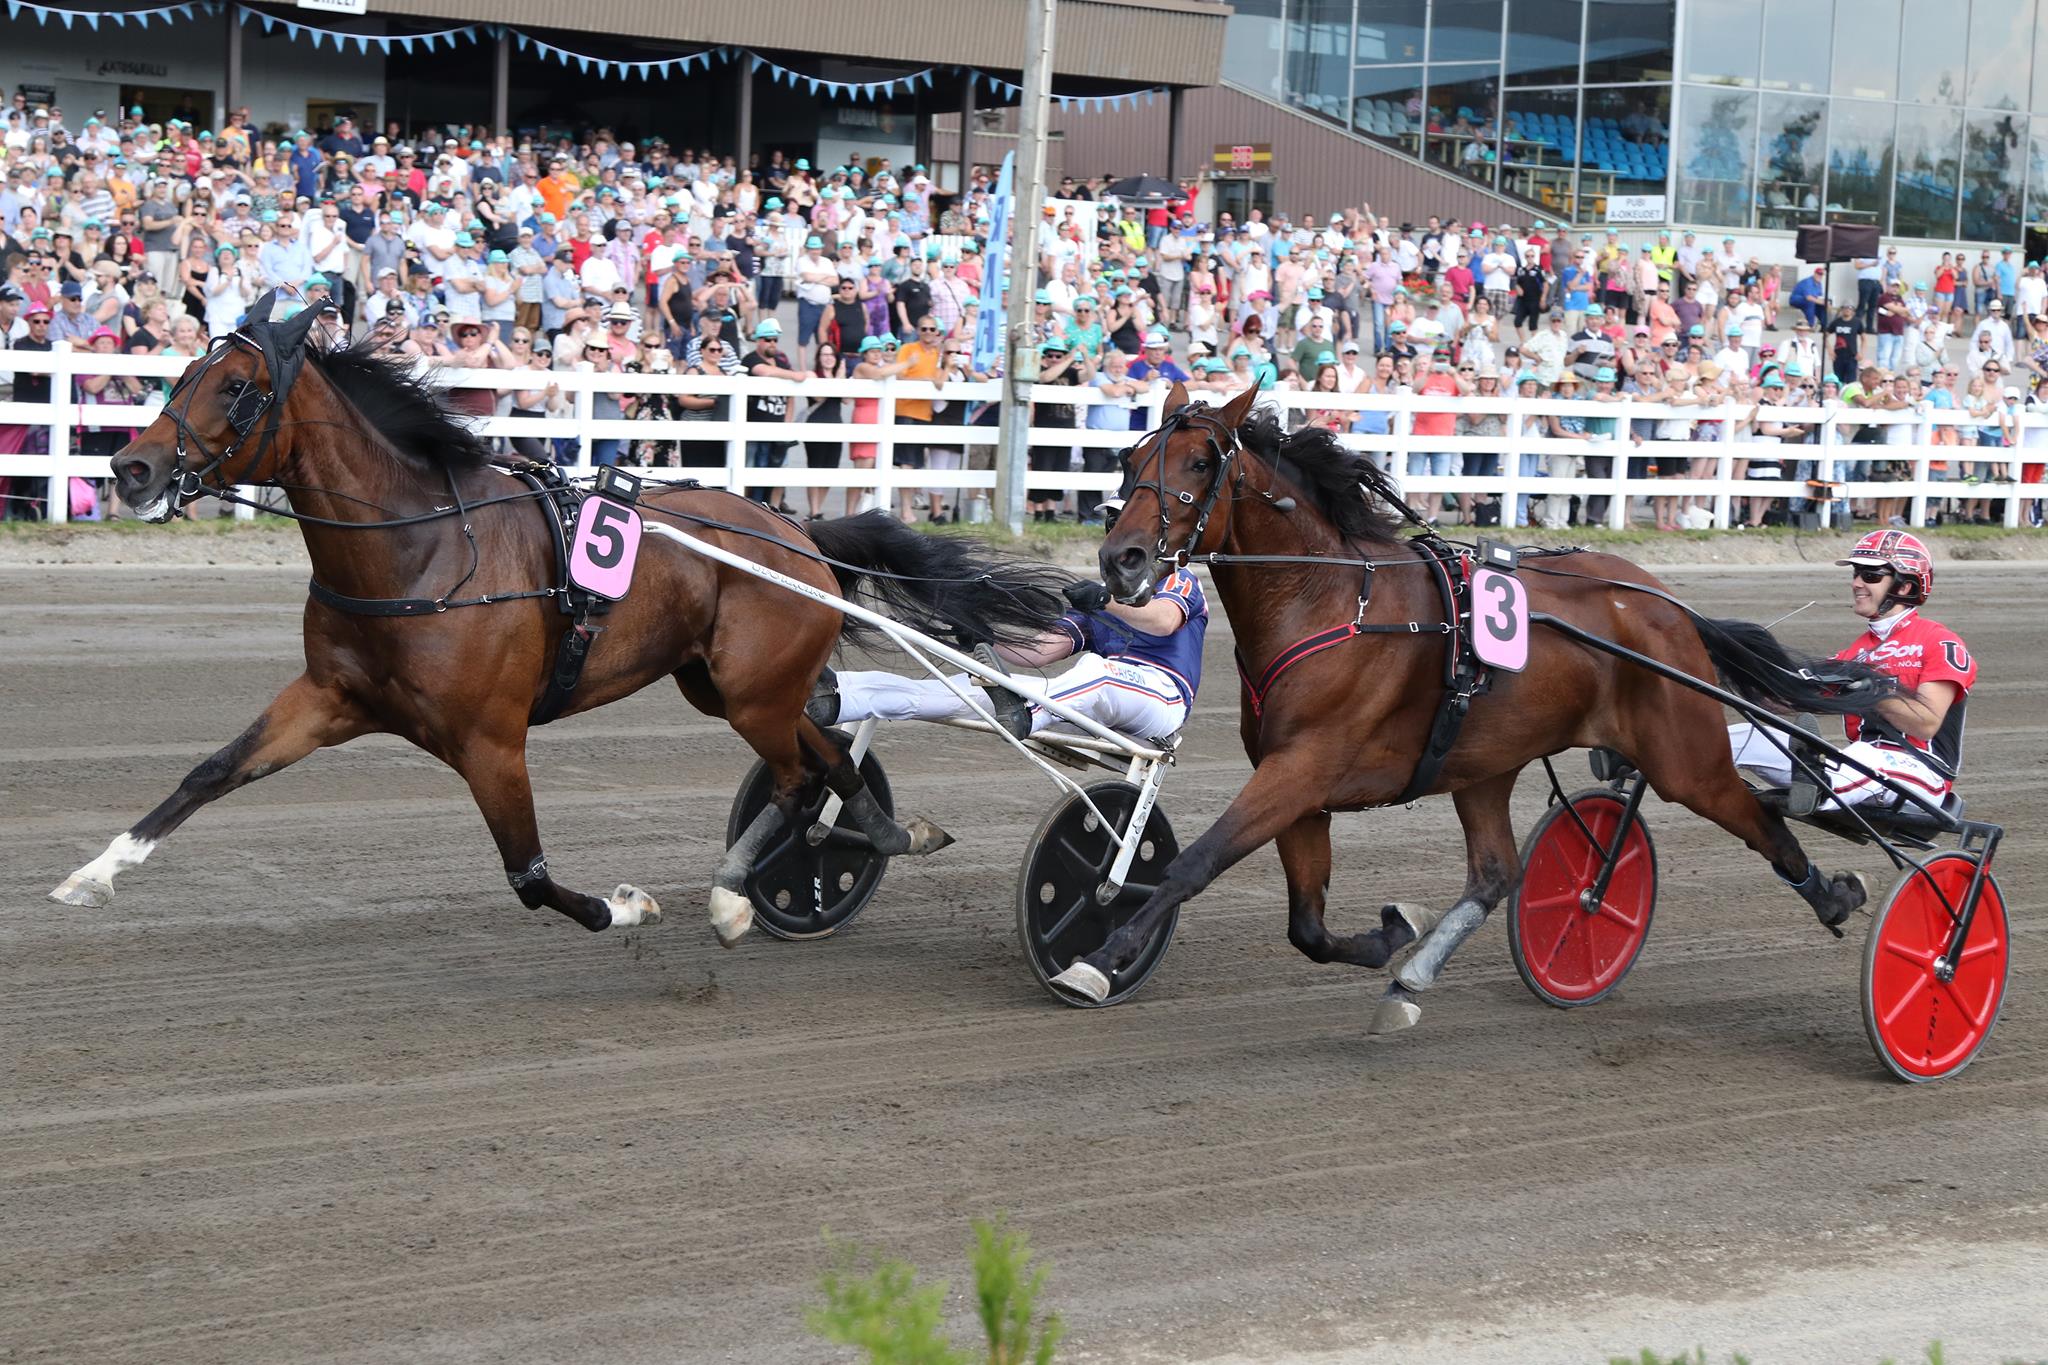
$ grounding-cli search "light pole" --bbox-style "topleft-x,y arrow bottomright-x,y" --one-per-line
993,0 -> 1057,535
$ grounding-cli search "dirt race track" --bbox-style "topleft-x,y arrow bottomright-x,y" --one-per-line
3,563 -> 2044,1365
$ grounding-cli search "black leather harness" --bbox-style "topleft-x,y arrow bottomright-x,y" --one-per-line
306,462 -> 623,727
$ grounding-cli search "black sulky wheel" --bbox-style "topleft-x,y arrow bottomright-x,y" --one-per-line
724,733 -> 892,940
1016,780 -> 1180,1008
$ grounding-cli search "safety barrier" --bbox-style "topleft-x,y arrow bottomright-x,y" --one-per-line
0,345 -> 2038,528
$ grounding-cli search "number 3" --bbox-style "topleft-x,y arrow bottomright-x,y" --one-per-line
1483,573 -> 1520,641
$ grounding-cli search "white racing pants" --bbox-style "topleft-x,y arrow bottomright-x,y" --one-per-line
835,655 -> 1188,743
1728,722 -> 1951,809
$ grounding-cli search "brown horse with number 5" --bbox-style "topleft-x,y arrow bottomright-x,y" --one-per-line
50,300 -> 1069,941
1046,382 -> 1897,1032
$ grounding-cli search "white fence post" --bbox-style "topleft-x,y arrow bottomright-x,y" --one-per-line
1815,412 -> 1837,530
44,344 -> 74,526
573,363 -> 594,471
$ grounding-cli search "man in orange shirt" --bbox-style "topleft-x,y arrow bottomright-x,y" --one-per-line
892,313 -> 947,522
537,156 -> 580,224
1406,354 -> 1460,519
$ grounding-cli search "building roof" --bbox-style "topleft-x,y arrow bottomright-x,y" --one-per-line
375,0 -> 1226,87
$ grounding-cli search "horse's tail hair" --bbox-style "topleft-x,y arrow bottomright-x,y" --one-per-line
1691,614 -> 1899,718
806,511 -> 1073,647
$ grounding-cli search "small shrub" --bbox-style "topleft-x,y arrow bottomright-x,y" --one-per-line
809,1215 -> 1064,1365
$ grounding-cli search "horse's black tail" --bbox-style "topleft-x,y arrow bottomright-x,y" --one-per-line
1691,615 -> 1899,718
807,511 -> 1074,647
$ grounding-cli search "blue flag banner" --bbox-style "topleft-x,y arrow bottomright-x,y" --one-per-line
972,151 -> 1014,376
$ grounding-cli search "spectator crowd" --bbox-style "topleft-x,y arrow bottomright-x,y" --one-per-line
0,96 -> 2042,527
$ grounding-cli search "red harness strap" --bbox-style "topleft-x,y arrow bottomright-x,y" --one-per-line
1237,624 -> 1363,717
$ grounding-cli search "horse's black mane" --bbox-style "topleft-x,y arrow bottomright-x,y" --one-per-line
1234,407 -> 1407,547
308,337 -> 495,470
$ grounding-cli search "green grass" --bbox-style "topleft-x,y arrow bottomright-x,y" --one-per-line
0,514 -> 298,537
809,1215 -> 1063,1365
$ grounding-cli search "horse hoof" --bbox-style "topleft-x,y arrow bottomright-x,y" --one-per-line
905,817 -> 955,856
607,883 -> 663,929
1840,870 -> 1871,913
708,886 -> 752,947
1370,989 -> 1423,1035
50,874 -> 113,908
1049,961 -> 1110,1003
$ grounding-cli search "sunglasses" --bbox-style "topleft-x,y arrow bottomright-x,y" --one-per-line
1849,566 -> 1892,584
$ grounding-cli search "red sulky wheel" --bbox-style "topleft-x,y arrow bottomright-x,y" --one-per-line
1509,787 -> 1658,1008
1862,851 -> 2010,1083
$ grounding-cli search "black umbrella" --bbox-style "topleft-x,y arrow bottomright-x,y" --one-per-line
1103,175 -> 1179,202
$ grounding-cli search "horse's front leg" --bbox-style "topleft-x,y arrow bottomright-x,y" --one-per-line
1050,749 -> 1332,1002
453,730 -> 660,932
52,674 -> 371,907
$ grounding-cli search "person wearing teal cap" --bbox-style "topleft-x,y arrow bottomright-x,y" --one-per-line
1025,335 -> 1082,522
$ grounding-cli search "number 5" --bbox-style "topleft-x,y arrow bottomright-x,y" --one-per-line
585,500 -> 628,569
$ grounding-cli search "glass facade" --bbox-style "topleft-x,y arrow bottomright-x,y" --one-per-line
1242,0 -> 2048,244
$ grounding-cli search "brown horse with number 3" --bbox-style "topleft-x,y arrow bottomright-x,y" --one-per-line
1046,382 -> 1897,1032
50,301 -> 1068,939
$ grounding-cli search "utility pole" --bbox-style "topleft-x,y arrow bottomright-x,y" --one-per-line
994,0 -> 1056,535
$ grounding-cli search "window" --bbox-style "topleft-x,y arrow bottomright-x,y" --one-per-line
1500,87 -> 1581,218
1682,0 -> 1760,86
1893,105 -> 1961,239
1504,0 -> 1583,86
1351,65 -> 1426,152
1758,0 -> 1830,95
1825,98 -> 1895,231
1428,0 -> 1504,63
1426,69 -> 1504,189
2028,116 -> 2048,225
1831,0 -> 1898,100
1756,93 -> 1826,229
1966,0 -> 2035,111
1961,113 -> 2024,242
1222,0 -> 1286,99
1579,86 -> 1671,215
1285,0 -> 1356,121
1354,0 -> 1427,64
1677,87 -> 1757,226
1582,0 -> 1674,84
1893,0 -> 1963,105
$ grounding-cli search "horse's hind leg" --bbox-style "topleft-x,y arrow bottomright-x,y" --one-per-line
1374,770 -> 1523,1034
1650,757 -> 1867,933
1279,811 -> 1414,970
796,714 -> 954,859
456,730 -> 658,933
52,674 -> 371,907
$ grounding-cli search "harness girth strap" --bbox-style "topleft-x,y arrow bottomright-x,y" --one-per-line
1390,537 -> 1491,805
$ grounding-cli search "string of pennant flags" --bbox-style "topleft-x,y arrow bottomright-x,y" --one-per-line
1,0 -> 217,28
0,0 -> 1166,111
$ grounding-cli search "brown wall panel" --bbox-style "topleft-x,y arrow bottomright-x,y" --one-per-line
374,0 -> 1224,86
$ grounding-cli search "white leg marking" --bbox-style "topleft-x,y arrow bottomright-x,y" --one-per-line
708,886 -> 753,947
606,883 -> 663,929
1049,960 -> 1111,1003
51,833 -> 158,907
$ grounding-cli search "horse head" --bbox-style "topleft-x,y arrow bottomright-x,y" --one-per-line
1099,381 -> 1262,604
114,291 -> 332,521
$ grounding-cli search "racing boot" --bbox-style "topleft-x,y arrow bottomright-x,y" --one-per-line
1783,713 -> 1824,817
971,643 -> 1034,741
805,667 -> 840,727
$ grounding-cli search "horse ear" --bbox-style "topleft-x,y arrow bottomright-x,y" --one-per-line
1164,379 -> 1189,414
1218,380 -> 1261,429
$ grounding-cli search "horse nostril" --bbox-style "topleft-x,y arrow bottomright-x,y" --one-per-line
123,461 -> 153,482
1117,546 -> 1146,572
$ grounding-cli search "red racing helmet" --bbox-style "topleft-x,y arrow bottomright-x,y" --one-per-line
1837,529 -> 1933,603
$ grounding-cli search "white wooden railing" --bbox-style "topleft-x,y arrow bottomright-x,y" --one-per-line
0,346 -> 2039,529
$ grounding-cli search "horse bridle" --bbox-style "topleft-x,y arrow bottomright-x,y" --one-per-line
1115,404 -> 1246,568
157,333 -> 283,512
